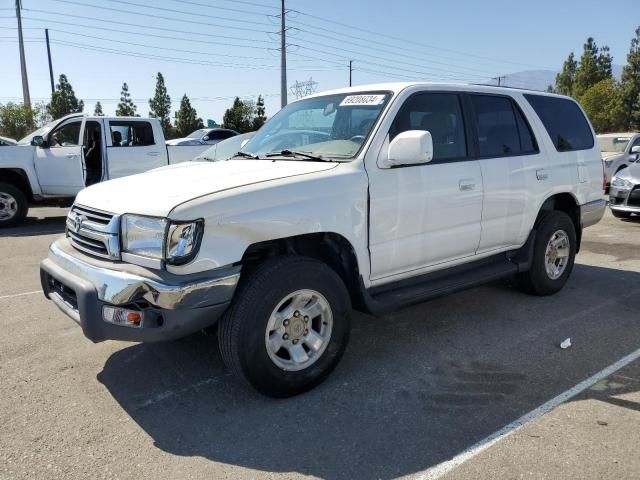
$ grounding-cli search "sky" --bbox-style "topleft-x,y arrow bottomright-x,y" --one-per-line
1,0 -> 638,125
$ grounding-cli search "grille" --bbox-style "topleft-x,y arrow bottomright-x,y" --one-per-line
66,204 -> 119,260
627,187 -> 640,207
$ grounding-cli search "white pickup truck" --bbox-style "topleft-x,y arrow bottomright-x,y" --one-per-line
40,83 -> 606,397
0,113 -> 213,226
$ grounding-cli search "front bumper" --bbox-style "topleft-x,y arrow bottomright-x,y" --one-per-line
609,185 -> 640,214
40,238 -> 240,342
580,198 -> 607,228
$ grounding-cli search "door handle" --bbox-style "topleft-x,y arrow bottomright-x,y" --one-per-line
147,152 -> 161,157
459,180 -> 475,191
536,169 -> 549,181
66,154 -> 78,159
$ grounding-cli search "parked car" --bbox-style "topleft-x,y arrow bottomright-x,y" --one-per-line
608,163 -> 640,218
0,135 -> 17,146
0,114 -> 209,227
192,131 -> 256,162
166,128 -> 238,146
597,132 -> 640,191
40,83 -> 605,397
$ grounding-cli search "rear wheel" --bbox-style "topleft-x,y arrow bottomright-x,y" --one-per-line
218,256 -> 351,397
517,211 -> 576,296
0,182 -> 28,228
611,209 -> 632,219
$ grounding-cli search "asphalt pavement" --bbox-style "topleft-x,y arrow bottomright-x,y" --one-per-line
0,207 -> 638,480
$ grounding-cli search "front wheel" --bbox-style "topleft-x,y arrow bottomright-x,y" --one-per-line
0,182 -> 28,228
218,256 -> 351,397
517,211 -> 576,296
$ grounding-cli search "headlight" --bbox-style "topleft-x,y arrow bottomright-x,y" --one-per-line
165,220 -> 204,265
611,176 -> 633,190
121,214 -> 167,259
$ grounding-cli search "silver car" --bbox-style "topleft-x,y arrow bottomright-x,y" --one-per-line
609,163 -> 640,219
598,132 -> 640,191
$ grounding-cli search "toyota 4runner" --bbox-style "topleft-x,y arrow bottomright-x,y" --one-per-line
40,83 -> 605,397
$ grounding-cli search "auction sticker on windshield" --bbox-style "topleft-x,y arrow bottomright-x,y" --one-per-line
340,94 -> 387,106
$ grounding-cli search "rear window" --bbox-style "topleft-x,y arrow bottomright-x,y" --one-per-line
524,94 -> 594,152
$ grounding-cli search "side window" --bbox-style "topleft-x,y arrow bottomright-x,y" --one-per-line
631,137 -> 640,150
470,95 -> 537,157
50,121 -> 81,147
390,93 -> 467,161
524,94 -> 594,152
109,121 -> 155,147
209,130 -> 234,140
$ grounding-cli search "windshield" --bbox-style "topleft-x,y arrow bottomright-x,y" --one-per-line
187,129 -> 207,139
598,136 -> 631,153
18,118 -> 59,145
242,92 -> 391,160
195,132 -> 256,161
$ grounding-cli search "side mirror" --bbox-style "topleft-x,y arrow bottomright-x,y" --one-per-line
203,136 -> 210,141
631,146 -> 640,154
382,130 -> 433,168
31,135 -> 45,147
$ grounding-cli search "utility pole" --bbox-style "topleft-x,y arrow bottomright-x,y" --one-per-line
15,0 -> 31,106
280,0 -> 287,108
45,29 -> 55,95
349,60 -> 352,87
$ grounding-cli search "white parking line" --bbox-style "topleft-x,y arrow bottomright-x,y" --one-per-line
0,290 -> 41,300
409,346 -> 640,480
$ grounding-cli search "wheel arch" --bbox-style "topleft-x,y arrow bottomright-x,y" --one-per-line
535,192 -> 581,251
241,232 -> 366,311
0,168 -> 33,201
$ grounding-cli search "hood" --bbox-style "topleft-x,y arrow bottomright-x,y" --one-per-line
165,137 -> 202,146
75,159 -> 338,216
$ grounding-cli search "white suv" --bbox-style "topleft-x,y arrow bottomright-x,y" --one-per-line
40,83 -> 605,397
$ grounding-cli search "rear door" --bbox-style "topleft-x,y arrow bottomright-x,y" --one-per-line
106,119 -> 167,179
34,117 -> 86,195
468,93 -> 541,253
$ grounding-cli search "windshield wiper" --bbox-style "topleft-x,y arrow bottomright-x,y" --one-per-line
231,151 -> 260,159
265,149 -> 329,162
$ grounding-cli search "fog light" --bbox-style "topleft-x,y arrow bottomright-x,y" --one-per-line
103,306 -> 143,328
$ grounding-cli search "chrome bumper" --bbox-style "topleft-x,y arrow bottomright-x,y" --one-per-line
40,238 -> 240,343
43,239 -> 240,309
580,199 -> 607,228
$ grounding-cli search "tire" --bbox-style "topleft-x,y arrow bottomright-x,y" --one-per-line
611,209 -> 632,219
517,211 -> 576,296
0,182 -> 28,228
218,256 -> 351,398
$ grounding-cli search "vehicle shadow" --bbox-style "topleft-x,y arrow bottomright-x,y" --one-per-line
97,264 -> 640,479
0,214 -> 67,238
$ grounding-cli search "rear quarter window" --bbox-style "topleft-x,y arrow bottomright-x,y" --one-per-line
524,94 -> 594,152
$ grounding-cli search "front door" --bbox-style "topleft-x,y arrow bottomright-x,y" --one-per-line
35,118 -> 86,195
368,92 -> 483,282
106,119 -> 166,179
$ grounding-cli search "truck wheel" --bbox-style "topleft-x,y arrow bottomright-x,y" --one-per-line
0,182 -> 28,228
611,209 -> 632,219
517,211 -> 576,296
218,256 -> 351,397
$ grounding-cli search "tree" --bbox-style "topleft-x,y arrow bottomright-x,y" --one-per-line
252,94 -> 267,130
554,52 -> 577,96
579,79 -> 625,133
33,103 -> 51,127
174,94 -> 204,137
222,97 -> 256,133
94,101 -> 104,116
620,27 -> 640,130
573,38 -> 612,98
46,74 -> 84,119
0,103 -> 36,140
148,72 -> 172,134
116,82 -> 138,117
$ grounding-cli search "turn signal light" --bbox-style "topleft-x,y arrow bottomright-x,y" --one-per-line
103,306 -> 143,328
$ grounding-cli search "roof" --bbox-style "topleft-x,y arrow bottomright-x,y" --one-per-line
303,81 -> 559,101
